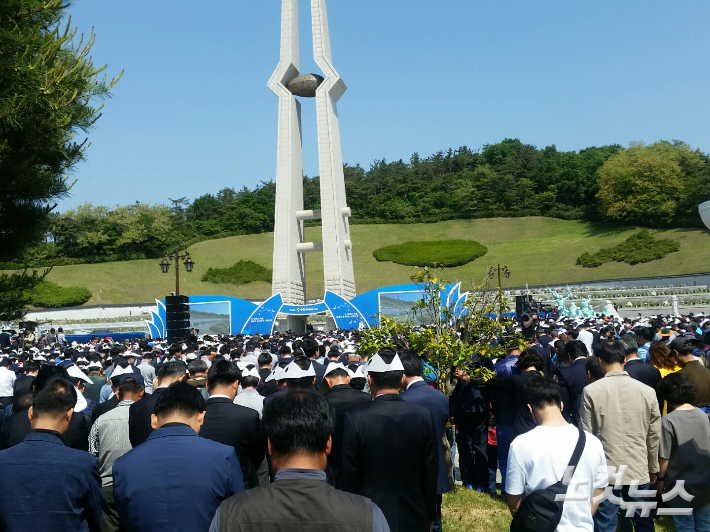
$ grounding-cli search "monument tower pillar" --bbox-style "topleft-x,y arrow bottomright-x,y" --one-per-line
268,0 -> 306,306
312,0 -> 356,300
268,0 -> 356,313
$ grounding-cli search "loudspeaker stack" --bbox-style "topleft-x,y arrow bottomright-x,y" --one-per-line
165,295 -> 190,343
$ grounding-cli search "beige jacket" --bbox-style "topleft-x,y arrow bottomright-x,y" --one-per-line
579,370 -> 661,485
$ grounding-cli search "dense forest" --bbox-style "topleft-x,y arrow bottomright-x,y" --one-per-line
5,139 -> 710,268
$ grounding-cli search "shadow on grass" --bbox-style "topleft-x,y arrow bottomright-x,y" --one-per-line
579,221 -> 639,238
580,220 -> 710,239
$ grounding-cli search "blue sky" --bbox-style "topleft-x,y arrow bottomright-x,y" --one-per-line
61,0 -> 710,210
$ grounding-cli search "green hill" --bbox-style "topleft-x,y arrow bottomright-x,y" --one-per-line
36,217 -> 710,305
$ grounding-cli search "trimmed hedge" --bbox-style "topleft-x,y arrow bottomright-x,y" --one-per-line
201,260 -> 272,285
373,240 -> 488,267
576,230 -> 680,268
27,281 -> 92,308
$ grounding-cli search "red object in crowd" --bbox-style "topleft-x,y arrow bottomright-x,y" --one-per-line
488,426 -> 497,446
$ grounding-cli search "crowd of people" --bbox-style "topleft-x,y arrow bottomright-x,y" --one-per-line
0,311 -> 707,532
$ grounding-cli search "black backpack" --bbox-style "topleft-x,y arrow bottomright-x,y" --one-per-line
510,427 -> 586,532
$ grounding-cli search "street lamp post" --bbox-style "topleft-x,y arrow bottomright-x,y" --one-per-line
159,248 -> 195,296
488,264 -> 511,320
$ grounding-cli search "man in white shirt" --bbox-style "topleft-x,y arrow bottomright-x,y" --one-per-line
506,376 -> 607,532
577,322 -> 595,356
233,366 -> 265,418
0,358 -> 17,408
137,353 -> 156,394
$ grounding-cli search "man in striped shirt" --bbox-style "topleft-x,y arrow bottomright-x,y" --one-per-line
89,373 -> 145,532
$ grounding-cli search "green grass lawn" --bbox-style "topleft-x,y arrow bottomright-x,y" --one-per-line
442,488 -> 677,532
32,217 -> 710,305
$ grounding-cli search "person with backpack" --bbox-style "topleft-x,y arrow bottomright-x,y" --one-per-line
506,376 -> 607,532
657,373 -> 710,532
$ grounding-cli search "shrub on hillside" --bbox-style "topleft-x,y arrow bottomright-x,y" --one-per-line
27,281 -> 92,308
373,240 -> 488,267
576,230 -> 680,268
201,260 -> 272,285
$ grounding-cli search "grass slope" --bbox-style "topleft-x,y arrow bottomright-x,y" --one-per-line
36,217 -> 710,305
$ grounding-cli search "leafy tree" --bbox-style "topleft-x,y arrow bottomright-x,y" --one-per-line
49,203 -> 172,261
597,143 -> 685,225
0,0 -> 120,318
188,194 -> 220,221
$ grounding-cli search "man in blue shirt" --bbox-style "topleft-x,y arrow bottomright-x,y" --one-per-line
635,327 -> 653,363
113,381 -> 244,532
0,376 -> 104,532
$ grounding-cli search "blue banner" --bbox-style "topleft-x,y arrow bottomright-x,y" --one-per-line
241,293 -> 283,335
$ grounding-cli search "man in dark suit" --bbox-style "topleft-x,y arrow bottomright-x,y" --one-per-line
399,351 -> 451,532
323,362 -> 371,414
450,354 -> 493,493
128,361 -> 185,447
200,360 -> 265,489
302,336 -> 327,389
621,335 -> 661,390
12,361 -> 37,399
2,365 -> 90,451
528,332 -> 554,378
339,349 -> 438,532
114,381 -> 244,532
0,376 -> 104,531
1,392 -> 33,449
556,340 -> 591,424
257,352 -> 278,396
323,362 -> 371,473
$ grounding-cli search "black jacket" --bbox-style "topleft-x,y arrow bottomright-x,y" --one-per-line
12,375 -> 34,401
324,384 -> 372,472
400,381 -> 451,494
487,370 -> 541,434
257,368 -> 277,397
556,357 -> 590,423
529,344 -> 554,378
128,387 -> 165,447
1,408 -> 30,449
624,359 -> 662,390
338,394 -> 438,532
312,359 -> 327,391
324,384 -> 371,415
449,356 -> 494,416
200,397 -> 265,489
1,408 -> 89,451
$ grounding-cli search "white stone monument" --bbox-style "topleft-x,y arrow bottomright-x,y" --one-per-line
268,0 -> 356,312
